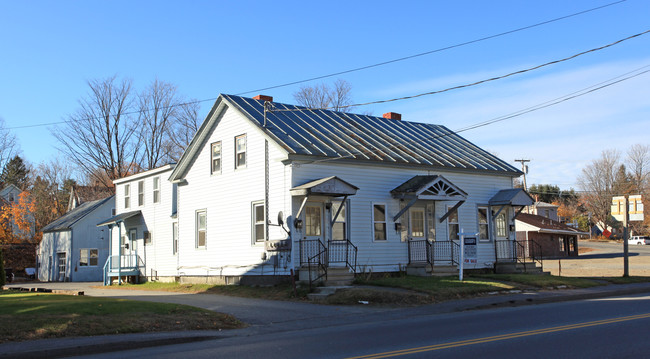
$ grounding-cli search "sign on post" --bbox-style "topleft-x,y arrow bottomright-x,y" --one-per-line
463,237 -> 477,264
629,195 -> 644,222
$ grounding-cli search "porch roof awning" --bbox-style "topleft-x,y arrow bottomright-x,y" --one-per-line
96,210 -> 142,227
290,176 -> 358,197
489,188 -> 534,207
391,175 -> 467,200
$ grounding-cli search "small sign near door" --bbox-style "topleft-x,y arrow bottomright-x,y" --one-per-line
463,237 -> 477,264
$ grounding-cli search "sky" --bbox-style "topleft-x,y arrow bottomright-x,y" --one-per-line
0,0 -> 649,190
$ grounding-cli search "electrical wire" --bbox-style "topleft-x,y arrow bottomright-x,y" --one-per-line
304,63 -> 650,165
4,1 -> 628,130
272,28 -> 650,112
234,0 -> 628,96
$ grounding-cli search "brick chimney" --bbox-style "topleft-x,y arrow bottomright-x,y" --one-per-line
383,112 -> 401,121
253,94 -> 273,102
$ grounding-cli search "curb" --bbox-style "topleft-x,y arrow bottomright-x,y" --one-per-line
0,334 -> 220,359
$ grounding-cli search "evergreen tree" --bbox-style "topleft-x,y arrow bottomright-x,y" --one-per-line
0,155 -> 30,190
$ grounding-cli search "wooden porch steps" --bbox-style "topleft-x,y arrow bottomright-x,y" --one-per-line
324,267 -> 355,286
406,264 -> 458,277
495,262 -> 547,275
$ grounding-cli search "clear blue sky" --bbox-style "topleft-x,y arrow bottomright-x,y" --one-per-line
1,0 -> 649,189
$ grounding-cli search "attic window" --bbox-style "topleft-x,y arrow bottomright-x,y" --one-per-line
124,184 -> 130,209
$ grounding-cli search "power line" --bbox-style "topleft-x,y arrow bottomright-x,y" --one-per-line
272,28 -> 650,112
304,63 -> 650,165
235,0 -> 627,96
4,1 -> 628,130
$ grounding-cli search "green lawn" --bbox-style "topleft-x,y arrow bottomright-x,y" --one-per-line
0,291 -> 244,343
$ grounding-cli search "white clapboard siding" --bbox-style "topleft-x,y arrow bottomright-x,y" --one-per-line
112,166 -> 176,277
176,105 -> 291,276
292,161 -> 514,271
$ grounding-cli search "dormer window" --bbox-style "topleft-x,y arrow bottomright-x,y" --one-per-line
235,134 -> 246,169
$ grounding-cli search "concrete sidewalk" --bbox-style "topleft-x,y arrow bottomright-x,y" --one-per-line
3,281 -> 650,358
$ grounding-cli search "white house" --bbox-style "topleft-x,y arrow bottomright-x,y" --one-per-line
98,94 -> 533,285
38,196 -> 114,282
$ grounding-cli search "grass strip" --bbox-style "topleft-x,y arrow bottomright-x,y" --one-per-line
0,291 -> 244,343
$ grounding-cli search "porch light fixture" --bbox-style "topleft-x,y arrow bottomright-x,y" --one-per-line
394,223 -> 402,231
294,219 -> 303,229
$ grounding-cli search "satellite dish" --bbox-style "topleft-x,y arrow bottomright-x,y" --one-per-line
277,211 -> 284,226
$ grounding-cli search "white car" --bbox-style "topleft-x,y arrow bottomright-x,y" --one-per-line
628,236 -> 650,245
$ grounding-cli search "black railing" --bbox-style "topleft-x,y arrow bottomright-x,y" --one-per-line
432,241 -> 460,266
408,240 -> 460,266
496,239 -> 544,272
408,239 -> 432,265
300,239 -> 327,289
328,239 -> 358,274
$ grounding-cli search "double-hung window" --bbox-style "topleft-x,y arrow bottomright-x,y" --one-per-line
235,134 -> 246,169
153,177 -> 160,203
79,249 -> 98,266
448,206 -> 459,240
332,200 -> 348,241
138,181 -> 144,206
172,222 -> 178,255
124,184 -> 130,209
196,210 -> 206,248
478,207 -> 489,241
252,202 -> 265,243
211,141 -> 221,174
373,204 -> 386,241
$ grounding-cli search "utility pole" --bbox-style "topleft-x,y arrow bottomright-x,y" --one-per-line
514,159 -> 530,191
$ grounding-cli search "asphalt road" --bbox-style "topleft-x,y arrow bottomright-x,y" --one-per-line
77,291 -> 650,359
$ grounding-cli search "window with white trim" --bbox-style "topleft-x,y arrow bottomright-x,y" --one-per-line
144,231 -> 152,245
235,134 -> 246,169
79,248 -> 98,266
138,181 -> 144,206
373,204 -> 387,241
153,176 -> 160,203
252,201 -> 265,243
196,210 -> 206,248
478,207 -> 490,241
448,206 -> 459,240
124,184 -> 130,209
211,141 -> 222,174
332,200 -> 348,241
172,222 -> 178,255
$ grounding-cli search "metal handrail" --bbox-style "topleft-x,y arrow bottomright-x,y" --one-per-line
307,245 -> 327,290
328,239 -> 358,274
408,239 -> 432,266
496,239 -> 544,272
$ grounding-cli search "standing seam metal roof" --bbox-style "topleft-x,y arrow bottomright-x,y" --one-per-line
42,196 -> 114,232
221,94 -> 521,174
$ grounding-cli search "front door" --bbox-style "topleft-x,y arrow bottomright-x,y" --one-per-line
494,209 -> 514,261
56,252 -> 66,282
409,207 -> 426,241
128,228 -> 137,267
303,202 -> 325,265
304,203 -> 324,243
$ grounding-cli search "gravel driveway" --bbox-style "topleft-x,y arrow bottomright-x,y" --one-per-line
542,240 -> 650,277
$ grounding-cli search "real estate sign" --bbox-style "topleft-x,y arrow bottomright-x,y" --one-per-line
612,195 -> 644,222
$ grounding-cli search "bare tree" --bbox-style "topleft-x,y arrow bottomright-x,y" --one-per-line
626,144 -> 650,194
0,118 -> 19,173
167,100 -> 201,162
293,79 -> 355,112
136,79 -> 180,169
577,149 -> 620,228
52,76 -> 140,187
